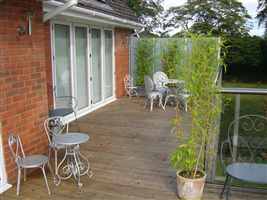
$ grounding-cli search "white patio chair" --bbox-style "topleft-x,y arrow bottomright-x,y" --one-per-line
124,74 -> 138,98
49,96 -> 78,132
44,116 -> 66,177
220,115 -> 267,200
144,75 -> 165,112
8,134 -> 51,196
163,82 -> 189,112
153,71 -> 169,95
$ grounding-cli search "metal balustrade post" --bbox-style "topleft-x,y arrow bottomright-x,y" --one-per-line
233,94 -> 240,161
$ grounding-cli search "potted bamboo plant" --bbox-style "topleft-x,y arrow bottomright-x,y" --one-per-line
170,35 -> 223,200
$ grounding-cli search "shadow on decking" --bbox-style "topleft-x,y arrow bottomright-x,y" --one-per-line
2,97 -> 267,200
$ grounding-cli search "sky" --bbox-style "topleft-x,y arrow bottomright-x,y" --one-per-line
163,0 -> 265,36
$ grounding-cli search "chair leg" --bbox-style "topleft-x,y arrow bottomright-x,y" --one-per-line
226,177 -> 232,200
47,160 -> 55,180
16,168 -> 21,196
164,96 -> 169,109
55,150 -> 58,176
159,96 -> 165,111
48,147 -> 51,163
150,98 -> 154,112
66,123 -> 69,133
220,175 -> 229,198
23,168 -> 26,182
41,166 -> 51,195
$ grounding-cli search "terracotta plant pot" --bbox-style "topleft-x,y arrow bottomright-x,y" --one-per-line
176,171 -> 206,200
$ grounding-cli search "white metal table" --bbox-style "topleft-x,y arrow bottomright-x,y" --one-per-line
166,79 -> 185,85
164,79 -> 189,111
54,133 -> 92,187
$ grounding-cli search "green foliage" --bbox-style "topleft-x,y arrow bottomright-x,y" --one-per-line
166,0 -> 251,37
161,40 -> 183,79
135,39 -> 154,85
170,141 -> 197,178
171,34 -> 223,178
128,0 -> 164,33
223,36 -> 267,81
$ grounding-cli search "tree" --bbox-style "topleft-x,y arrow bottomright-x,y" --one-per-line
257,0 -> 267,33
128,0 -> 164,34
224,36 -> 267,81
166,0 -> 251,37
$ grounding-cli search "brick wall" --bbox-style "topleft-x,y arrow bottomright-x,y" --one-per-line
0,0 -> 50,182
0,0 -> 133,182
115,28 -> 131,98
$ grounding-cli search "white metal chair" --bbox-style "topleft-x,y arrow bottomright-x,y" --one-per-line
124,74 -> 138,98
44,116 -> 66,177
163,82 -> 189,112
8,134 -> 51,196
144,75 -> 165,112
49,96 -> 78,132
153,71 -> 169,95
220,115 -> 267,200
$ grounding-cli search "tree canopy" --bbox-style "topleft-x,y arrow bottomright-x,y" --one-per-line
166,0 -> 251,37
257,0 -> 267,34
128,0 -> 164,33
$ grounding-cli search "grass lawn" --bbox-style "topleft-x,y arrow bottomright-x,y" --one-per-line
216,81 -> 267,189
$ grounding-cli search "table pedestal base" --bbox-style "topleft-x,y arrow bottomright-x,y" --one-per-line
56,145 -> 93,187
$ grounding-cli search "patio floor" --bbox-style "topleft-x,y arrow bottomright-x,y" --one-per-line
2,98 -> 267,200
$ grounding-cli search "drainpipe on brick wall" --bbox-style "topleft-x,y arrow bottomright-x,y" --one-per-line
43,0 -> 78,22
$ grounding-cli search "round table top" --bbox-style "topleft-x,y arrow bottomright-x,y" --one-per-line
54,133 -> 89,146
227,163 -> 267,184
49,108 -> 74,117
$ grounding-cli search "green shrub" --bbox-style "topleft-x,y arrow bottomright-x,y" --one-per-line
161,39 -> 183,79
135,39 -> 155,86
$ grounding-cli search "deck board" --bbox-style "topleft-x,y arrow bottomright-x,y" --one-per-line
2,98 -> 266,200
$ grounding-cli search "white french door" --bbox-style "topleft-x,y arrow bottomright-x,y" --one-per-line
52,22 -> 115,119
103,30 -> 114,99
91,28 -> 102,104
53,23 -> 72,101
74,26 -> 89,110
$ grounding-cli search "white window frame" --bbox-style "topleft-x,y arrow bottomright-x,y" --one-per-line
51,20 -> 116,122
90,26 -> 104,107
103,28 -> 115,101
51,21 -> 74,108
73,24 -> 91,115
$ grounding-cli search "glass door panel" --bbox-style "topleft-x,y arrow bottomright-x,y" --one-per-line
91,29 -> 102,104
54,24 -> 72,106
75,27 -> 89,110
104,30 -> 113,99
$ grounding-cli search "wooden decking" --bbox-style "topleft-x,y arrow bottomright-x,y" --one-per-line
2,98 -> 267,200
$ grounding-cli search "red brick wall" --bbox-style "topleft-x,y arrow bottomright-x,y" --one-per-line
0,0 -> 50,182
115,28 -> 131,97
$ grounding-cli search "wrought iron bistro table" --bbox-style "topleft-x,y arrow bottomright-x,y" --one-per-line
54,133 -> 93,187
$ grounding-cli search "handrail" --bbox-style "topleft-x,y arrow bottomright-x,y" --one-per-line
220,87 -> 267,95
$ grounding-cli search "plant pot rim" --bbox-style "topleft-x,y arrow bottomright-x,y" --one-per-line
176,170 -> 207,181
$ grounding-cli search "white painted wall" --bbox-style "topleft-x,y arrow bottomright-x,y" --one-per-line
0,122 -> 12,193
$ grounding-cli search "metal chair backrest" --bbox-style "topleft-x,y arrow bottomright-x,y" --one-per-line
221,115 -> 267,170
124,75 -> 133,92
8,134 -> 25,166
153,71 -> 169,90
44,116 -> 66,145
144,76 -> 154,95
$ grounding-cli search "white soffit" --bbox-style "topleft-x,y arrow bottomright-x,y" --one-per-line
43,0 -> 143,30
